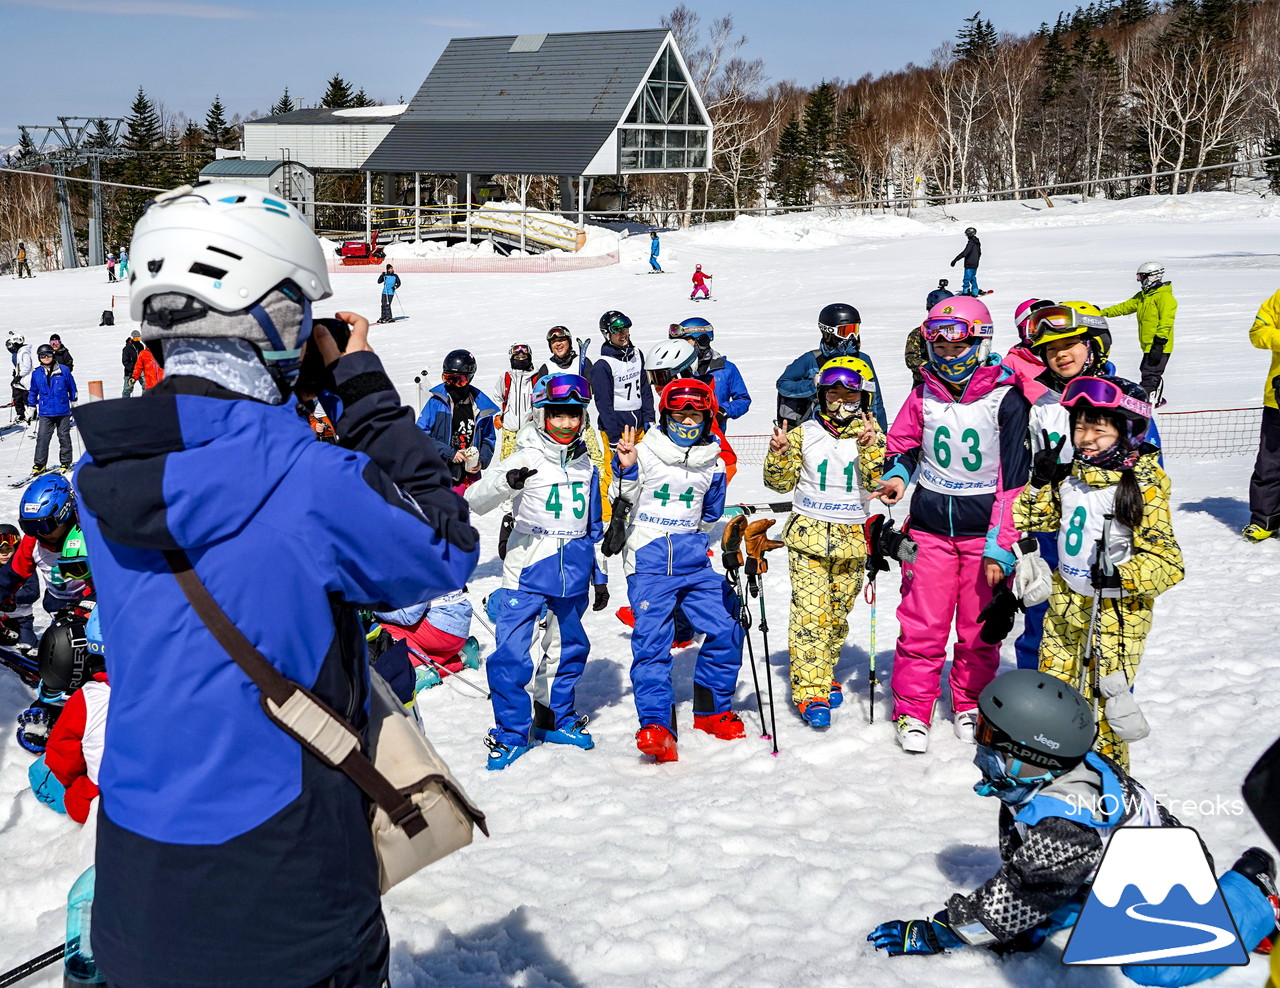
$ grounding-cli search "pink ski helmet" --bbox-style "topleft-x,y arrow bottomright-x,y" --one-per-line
921,296 -> 994,383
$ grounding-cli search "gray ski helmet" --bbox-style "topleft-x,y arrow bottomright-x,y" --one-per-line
965,226 -> 977,237
976,670 -> 1097,772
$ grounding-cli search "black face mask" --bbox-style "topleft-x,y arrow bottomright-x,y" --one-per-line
511,355 -> 533,371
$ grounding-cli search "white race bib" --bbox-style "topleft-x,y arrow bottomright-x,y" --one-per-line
1030,391 -> 1072,463
601,353 -> 643,412
792,421 -> 868,524
634,449 -> 712,532
1056,477 -> 1133,597
514,456 -> 594,539
917,388 -> 1002,495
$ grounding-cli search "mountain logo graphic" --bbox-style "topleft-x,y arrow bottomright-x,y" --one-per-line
1063,827 -> 1248,966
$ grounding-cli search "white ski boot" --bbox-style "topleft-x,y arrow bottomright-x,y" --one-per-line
896,715 -> 930,754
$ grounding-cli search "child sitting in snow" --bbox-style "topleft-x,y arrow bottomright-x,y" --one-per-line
608,377 -> 744,763
376,589 -> 479,694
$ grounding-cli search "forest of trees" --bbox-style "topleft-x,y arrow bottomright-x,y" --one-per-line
6,0 -> 1280,266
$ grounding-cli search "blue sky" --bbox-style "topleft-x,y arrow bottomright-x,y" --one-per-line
3,0 -> 1073,137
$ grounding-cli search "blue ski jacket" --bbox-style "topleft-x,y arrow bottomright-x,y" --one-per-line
415,383 -> 499,469
73,351 -> 479,988
29,363 -> 77,416
776,343 -> 887,430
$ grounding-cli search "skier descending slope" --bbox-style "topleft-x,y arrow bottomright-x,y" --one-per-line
869,670 -> 1280,987
1013,374 -> 1183,771
466,373 -> 602,770
72,182 -> 478,988
872,295 -> 1030,754
763,358 -> 884,729
609,378 -> 744,763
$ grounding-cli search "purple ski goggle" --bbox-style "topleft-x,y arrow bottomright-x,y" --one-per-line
536,373 -> 591,404
815,365 -> 867,392
1061,377 -> 1151,419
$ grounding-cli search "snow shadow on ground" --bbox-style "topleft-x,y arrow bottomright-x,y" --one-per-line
1181,496 -> 1251,531
393,906 -> 585,988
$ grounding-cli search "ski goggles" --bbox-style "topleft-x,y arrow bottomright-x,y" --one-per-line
649,366 -> 693,389
535,373 -> 591,405
819,321 -> 860,340
1061,376 -> 1152,419
19,515 -> 68,540
441,372 -> 471,387
662,382 -> 715,412
974,719 -> 1060,778
0,532 -> 18,550
510,344 -> 532,360
920,316 -> 991,342
57,557 -> 91,582
1026,306 -> 1108,344
815,365 -> 868,393
669,318 -> 713,341
604,315 -> 632,333
547,327 -> 571,343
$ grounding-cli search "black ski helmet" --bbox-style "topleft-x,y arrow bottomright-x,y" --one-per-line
547,325 -> 572,345
0,523 -> 19,547
976,670 -> 1097,773
442,349 -> 476,377
818,303 -> 861,346
600,311 -> 632,337
965,226 -> 977,237
37,615 -> 98,694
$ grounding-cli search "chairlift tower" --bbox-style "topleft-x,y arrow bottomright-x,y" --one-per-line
17,117 -> 127,269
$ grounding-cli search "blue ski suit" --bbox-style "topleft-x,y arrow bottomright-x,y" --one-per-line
612,429 -> 742,731
73,352 -> 479,988
466,416 -> 602,746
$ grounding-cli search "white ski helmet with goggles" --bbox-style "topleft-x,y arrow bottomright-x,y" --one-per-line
646,338 -> 698,389
128,182 -> 332,379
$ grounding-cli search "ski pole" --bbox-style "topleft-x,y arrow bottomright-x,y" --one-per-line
864,577 -> 877,724
0,942 -> 63,988
405,641 -> 490,699
744,518 -> 783,754
723,515 -> 769,741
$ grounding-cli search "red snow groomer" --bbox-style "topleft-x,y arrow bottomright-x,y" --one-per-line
335,230 -> 385,266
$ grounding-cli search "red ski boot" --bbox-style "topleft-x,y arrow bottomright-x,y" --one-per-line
636,724 -> 678,762
616,606 -> 636,628
693,711 -> 746,740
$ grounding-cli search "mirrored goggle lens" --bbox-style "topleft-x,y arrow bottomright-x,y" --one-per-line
817,367 -> 866,392
542,375 -> 591,403
0,533 -> 19,549
821,322 -> 859,339
442,372 -> 470,386
548,331 -> 571,342
664,386 -> 713,412
57,559 -> 91,582
511,346 -> 531,357
1028,306 -> 1077,336
1061,377 -> 1151,419
650,368 -> 678,388
608,319 -> 631,333
920,318 -> 973,342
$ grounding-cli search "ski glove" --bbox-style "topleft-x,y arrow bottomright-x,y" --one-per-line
1090,558 -> 1123,591
864,516 -> 890,577
868,913 -> 964,956
498,511 -> 515,561
506,467 -> 537,491
1100,671 -> 1151,742
1011,537 -> 1053,607
977,585 -> 1021,644
601,498 -> 632,557
744,518 -> 782,578
1031,431 -> 1071,489
878,519 -> 919,564
592,582 -> 610,612
16,704 -> 56,754
721,514 -> 747,573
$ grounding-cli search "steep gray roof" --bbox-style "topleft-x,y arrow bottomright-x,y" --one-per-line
363,28 -> 671,174
199,159 -> 285,177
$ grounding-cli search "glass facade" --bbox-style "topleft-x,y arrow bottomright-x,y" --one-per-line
618,44 -> 710,173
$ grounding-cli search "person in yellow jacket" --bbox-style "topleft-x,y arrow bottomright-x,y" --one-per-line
1246,288 -> 1280,542
1100,261 -> 1176,403
1013,374 -> 1182,771
763,357 -> 884,729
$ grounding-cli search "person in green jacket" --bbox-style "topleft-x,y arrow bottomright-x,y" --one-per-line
1100,261 -> 1176,404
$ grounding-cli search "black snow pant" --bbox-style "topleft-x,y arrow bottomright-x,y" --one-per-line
11,385 -> 28,421
34,414 -> 72,469
16,260 -> 31,278
380,295 -> 393,322
1250,404 -> 1280,530
1139,335 -> 1171,399
301,911 -> 390,988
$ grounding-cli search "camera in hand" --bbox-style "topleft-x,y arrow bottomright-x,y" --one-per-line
296,318 -> 351,396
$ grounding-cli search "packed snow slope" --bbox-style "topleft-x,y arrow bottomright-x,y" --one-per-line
2,192 -> 1279,987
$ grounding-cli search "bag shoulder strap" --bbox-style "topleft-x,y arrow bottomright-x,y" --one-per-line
162,549 -> 428,838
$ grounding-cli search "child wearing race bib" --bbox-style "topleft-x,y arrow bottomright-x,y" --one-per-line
1012,375 -> 1182,770
466,373 -> 603,771
874,296 -> 1030,754
763,358 -> 884,729
609,378 -> 744,763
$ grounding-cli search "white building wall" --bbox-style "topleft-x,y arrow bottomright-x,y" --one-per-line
243,124 -> 397,170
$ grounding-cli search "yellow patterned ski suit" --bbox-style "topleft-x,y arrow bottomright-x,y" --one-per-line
1013,453 -> 1183,769
764,418 -> 885,706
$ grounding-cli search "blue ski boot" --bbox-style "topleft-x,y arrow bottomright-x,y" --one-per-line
799,698 -> 831,729
414,664 -> 442,693
485,735 -> 535,771
459,636 -> 481,670
533,714 -> 595,749
829,681 -> 844,709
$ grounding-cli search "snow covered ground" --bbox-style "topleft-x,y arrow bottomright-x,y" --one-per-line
2,191 -> 1280,986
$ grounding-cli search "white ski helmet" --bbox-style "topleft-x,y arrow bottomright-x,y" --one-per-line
1136,260 -> 1164,289
646,338 -> 698,389
128,182 -> 331,359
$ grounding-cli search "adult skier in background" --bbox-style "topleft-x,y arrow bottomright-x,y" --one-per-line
649,230 -> 663,273
869,670 -> 1280,986
1245,287 -> 1280,542
495,343 -> 537,459
535,326 -> 604,469
1100,261 -> 1176,403
591,311 -> 653,522
668,317 -> 750,431
120,330 -> 144,398
376,262 -> 401,324
28,344 -> 77,476
72,182 -> 478,988
950,226 -> 982,296
7,332 -> 34,422
775,302 -> 888,431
